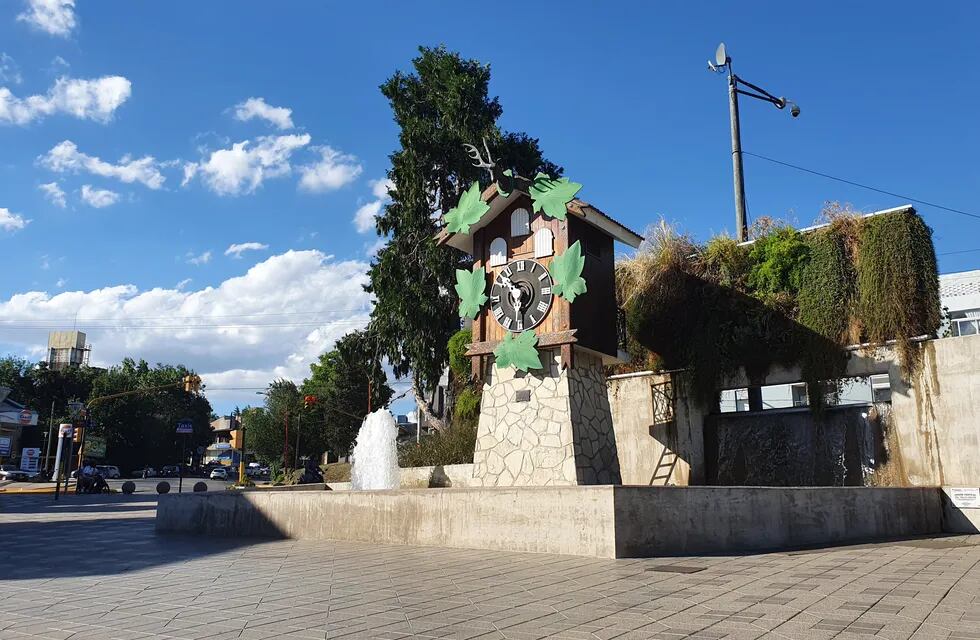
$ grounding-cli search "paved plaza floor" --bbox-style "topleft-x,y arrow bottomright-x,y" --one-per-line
0,493 -> 978,640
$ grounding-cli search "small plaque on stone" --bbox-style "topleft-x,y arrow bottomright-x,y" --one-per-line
514,390 -> 531,403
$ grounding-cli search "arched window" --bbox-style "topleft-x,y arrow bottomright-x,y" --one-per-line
488,237 -> 507,267
510,208 -> 530,237
533,228 -> 554,258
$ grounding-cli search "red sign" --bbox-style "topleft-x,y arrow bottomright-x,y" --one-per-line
18,409 -> 32,425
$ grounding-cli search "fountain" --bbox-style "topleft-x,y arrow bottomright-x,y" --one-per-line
349,409 -> 400,490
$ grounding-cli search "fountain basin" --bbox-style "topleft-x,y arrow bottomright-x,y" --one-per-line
155,485 -> 945,558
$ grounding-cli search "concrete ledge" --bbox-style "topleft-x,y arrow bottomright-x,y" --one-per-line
158,485 -> 616,557
156,485 -> 945,558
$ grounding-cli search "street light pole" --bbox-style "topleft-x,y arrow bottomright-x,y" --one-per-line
709,43 -> 800,242
727,67 -> 748,242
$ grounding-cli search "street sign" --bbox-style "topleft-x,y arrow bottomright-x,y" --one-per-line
20,448 -> 40,472
18,409 -> 32,425
176,420 -> 193,434
59,424 -> 74,438
0,436 -> 10,457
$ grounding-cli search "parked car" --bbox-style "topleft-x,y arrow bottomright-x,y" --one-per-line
0,465 -> 31,482
97,465 -> 121,479
209,467 -> 229,480
159,465 -> 180,477
131,466 -> 156,478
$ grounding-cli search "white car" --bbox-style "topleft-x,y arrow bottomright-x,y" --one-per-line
97,465 -> 121,479
0,465 -> 31,482
209,467 -> 229,480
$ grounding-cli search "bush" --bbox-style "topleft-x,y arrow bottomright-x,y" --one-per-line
447,328 -> 472,378
798,226 -> 856,343
746,226 -> 810,308
857,210 -> 941,372
454,386 -> 480,420
399,416 -> 478,467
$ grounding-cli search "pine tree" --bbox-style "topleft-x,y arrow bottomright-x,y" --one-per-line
367,46 -> 558,429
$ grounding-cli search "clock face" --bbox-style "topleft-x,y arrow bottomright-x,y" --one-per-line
489,259 -> 554,332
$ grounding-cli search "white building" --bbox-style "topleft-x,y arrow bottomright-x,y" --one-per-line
940,269 -> 980,337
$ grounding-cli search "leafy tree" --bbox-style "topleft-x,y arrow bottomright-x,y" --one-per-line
366,45 -> 559,430
302,330 -> 392,456
0,356 -> 100,451
87,359 -> 212,471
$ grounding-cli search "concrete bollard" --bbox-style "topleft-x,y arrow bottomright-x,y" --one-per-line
156,481 -> 171,494
121,481 -> 136,494
193,481 -> 208,493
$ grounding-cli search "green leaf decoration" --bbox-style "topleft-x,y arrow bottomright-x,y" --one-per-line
528,172 -> 582,221
493,331 -> 542,371
496,169 -> 514,198
551,240 -> 588,303
444,181 -> 489,235
455,267 -> 488,319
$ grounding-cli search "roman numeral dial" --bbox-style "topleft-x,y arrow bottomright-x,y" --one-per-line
488,258 -> 554,332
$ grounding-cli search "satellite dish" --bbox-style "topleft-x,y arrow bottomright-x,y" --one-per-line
715,42 -> 728,67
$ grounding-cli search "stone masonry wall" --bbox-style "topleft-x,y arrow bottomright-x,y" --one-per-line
569,352 -> 622,484
472,349 -> 620,487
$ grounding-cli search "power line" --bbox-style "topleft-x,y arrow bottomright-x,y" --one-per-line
0,307 -> 370,324
938,248 -> 980,256
742,151 -> 980,221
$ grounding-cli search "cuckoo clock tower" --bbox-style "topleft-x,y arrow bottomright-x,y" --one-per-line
437,170 -> 642,487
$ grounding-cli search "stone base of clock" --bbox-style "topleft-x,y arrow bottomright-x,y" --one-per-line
471,349 -> 622,487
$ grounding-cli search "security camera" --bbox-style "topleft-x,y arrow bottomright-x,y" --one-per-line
790,104 -> 800,117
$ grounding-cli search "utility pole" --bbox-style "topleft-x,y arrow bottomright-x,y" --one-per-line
237,411 -> 246,485
283,411 -> 289,472
43,399 -> 55,475
708,43 -> 800,242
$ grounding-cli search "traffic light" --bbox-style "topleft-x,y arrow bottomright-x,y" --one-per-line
183,374 -> 202,393
73,426 -> 83,444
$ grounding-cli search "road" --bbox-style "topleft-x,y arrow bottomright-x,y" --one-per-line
0,492 -> 978,640
0,476 -> 269,494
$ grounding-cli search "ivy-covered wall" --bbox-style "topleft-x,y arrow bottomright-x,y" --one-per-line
619,207 -> 941,407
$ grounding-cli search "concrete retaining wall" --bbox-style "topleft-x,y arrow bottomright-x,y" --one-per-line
614,486 -> 940,556
399,464 -> 475,488
157,485 -> 945,558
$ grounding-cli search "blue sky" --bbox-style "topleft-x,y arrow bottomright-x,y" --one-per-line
1,1 -> 978,414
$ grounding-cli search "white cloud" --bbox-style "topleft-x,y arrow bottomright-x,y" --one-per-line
225,242 -> 269,258
175,278 -> 192,291
0,53 -> 22,84
353,178 -> 394,233
298,146 -> 362,194
80,184 -> 120,208
184,134 -> 310,196
38,182 -> 66,208
55,277 -> 67,288
186,251 -> 212,266
0,250 -> 373,411
38,140 -> 165,189
365,237 -> 387,257
0,207 -> 30,231
0,76 -> 130,125
233,97 -> 294,130
17,0 -> 76,37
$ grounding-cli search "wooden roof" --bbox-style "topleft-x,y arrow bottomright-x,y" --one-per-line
435,179 -> 643,255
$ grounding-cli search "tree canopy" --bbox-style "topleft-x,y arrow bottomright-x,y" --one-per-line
0,355 -> 211,471
243,331 -> 392,466
366,45 -> 559,429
